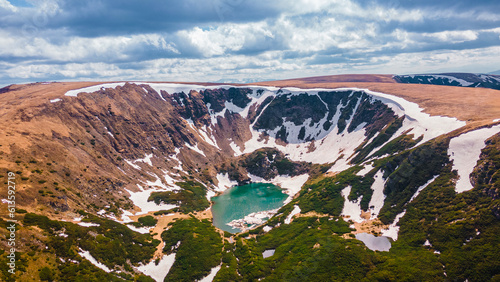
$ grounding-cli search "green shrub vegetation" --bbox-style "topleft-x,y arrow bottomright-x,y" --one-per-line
161,217 -> 223,281
148,181 -> 209,213
137,215 -> 157,227
22,213 -> 159,270
351,116 -> 404,164
298,166 -> 376,215
378,138 -> 451,224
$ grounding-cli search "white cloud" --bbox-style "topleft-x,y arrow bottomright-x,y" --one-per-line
423,30 -> 478,43
177,22 -> 275,57
0,0 -> 17,12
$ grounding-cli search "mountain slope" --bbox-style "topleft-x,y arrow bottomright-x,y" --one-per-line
394,73 -> 500,90
0,78 -> 500,281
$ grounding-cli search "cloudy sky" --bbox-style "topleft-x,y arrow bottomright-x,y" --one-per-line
1,0 -> 499,86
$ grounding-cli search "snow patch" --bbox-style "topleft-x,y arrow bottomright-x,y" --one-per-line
50,98 -> 62,103
368,170 -> 387,219
340,186 -> 364,223
65,83 -> 126,97
356,163 -> 374,176
262,225 -> 273,232
137,253 -> 176,282
285,205 -> 301,224
229,141 -> 243,156
197,264 -> 222,282
125,184 -> 178,215
206,190 -> 216,201
198,125 -> 219,149
135,153 -> 154,166
78,248 -> 112,273
185,142 -> 206,157
409,175 -> 439,202
429,74 -> 474,87
77,222 -> 100,227
381,210 -> 406,240
448,125 -> 500,193
125,160 -> 141,170
215,173 -> 238,191
126,224 -> 151,234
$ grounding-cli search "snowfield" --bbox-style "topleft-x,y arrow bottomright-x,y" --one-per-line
137,253 -> 176,282
448,125 -> 500,193
340,186 -> 364,223
125,184 -> 178,215
78,248 -> 112,273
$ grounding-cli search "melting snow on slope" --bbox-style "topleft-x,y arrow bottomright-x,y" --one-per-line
136,153 -> 154,166
229,141 -> 243,156
381,210 -> 406,241
65,83 -> 127,97
170,148 -> 184,172
340,186 -> 364,223
448,125 -> 500,193
215,173 -> 238,191
409,175 -> 439,202
429,75 -> 474,87
363,88 -> 466,145
239,87 -> 465,171
50,98 -> 62,103
77,222 -> 100,227
263,225 -> 273,232
125,160 -> 141,170
198,264 -> 222,282
78,248 -> 112,273
145,173 -> 179,191
206,190 -> 216,201
198,125 -> 219,149
285,205 -> 301,224
137,253 -> 176,282
126,224 -> 151,234
356,163 -> 374,176
368,170 -> 387,219
382,175 -> 439,240
125,184 -> 178,215
185,142 -> 206,157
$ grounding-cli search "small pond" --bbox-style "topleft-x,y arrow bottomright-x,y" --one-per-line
355,233 -> 392,251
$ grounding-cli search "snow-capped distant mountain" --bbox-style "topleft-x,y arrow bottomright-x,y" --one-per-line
394,73 -> 500,90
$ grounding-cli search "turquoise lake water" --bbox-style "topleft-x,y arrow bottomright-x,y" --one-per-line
211,183 -> 288,233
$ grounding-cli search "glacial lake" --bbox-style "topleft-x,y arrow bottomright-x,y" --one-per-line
211,183 -> 288,233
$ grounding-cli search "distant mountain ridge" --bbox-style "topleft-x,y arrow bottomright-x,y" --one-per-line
394,73 -> 500,90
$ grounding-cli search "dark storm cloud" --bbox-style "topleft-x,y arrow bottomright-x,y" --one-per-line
6,0 -> 281,37
1,0 -> 500,84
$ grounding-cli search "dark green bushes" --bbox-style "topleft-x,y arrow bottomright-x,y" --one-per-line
162,217 -> 223,281
148,181 -> 209,213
